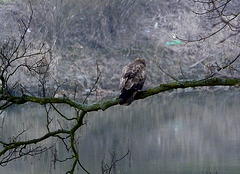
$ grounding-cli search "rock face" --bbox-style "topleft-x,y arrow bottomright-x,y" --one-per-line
0,1 -> 239,98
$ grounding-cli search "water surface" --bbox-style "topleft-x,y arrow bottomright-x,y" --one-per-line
1,88 -> 240,174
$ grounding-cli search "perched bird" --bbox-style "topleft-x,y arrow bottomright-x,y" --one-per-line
119,58 -> 146,106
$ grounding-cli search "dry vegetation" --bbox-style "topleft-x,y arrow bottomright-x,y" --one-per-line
0,0 -> 239,96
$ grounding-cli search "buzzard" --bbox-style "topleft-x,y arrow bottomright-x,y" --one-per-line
119,58 -> 146,106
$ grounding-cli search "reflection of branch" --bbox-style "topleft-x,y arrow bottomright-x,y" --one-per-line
101,140 -> 130,174
44,104 -> 53,132
0,145 -> 50,166
13,123 -> 31,141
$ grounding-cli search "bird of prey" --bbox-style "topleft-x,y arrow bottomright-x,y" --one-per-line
119,58 -> 146,106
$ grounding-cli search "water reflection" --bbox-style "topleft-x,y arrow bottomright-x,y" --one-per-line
1,89 -> 240,174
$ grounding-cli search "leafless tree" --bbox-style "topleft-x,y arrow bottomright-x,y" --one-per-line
177,0 -> 240,42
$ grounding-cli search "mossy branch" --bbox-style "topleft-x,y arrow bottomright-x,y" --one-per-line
0,77 -> 239,172
135,77 -> 240,100
1,77 -> 239,112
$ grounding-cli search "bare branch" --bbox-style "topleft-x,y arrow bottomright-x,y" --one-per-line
153,57 -> 181,82
83,60 -> 102,104
180,0 -> 240,42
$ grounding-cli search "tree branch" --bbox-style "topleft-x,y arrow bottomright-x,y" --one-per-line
0,77 -> 239,112
0,77 -> 239,172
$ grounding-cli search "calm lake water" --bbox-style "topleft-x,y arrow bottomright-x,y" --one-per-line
1,88 -> 240,174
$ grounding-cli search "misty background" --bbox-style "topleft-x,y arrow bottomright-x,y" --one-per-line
0,0 -> 239,96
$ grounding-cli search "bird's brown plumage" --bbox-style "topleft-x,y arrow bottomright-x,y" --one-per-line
119,58 -> 146,105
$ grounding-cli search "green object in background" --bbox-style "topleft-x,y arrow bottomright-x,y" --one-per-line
166,39 -> 182,46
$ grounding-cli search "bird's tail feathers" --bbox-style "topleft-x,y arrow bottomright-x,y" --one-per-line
119,89 -> 137,106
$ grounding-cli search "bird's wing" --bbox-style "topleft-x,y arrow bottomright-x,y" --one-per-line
119,64 -> 146,91
119,65 -> 130,91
